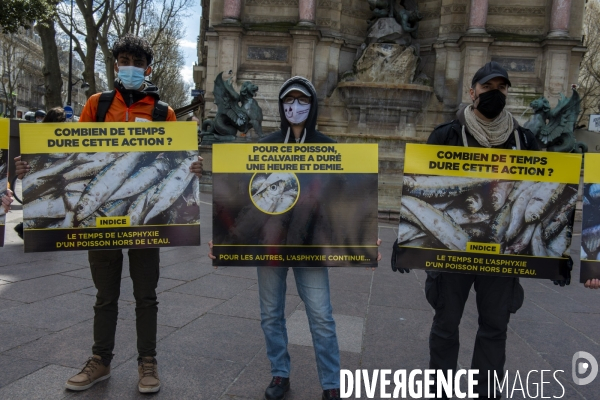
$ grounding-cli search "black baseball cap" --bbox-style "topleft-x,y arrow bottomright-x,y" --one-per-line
471,61 -> 511,87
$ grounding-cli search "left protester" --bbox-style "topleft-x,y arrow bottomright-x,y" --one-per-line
15,34 -> 202,394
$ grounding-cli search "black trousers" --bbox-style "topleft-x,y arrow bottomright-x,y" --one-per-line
88,248 -> 160,362
425,272 -> 524,399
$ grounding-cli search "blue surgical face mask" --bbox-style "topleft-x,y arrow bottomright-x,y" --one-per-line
117,66 -> 147,90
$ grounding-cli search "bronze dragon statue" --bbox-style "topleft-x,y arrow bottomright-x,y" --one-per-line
200,72 -> 264,144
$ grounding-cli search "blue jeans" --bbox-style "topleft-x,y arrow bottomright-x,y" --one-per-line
257,267 -> 340,390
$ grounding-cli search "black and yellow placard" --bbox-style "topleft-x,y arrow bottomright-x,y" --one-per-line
212,143 -> 379,267
404,143 -> 581,183
580,153 -> 600,282
395,144 -> 581,280
0,119 -> 9,247
19,122 -> 200,252
21,122 -> 197,153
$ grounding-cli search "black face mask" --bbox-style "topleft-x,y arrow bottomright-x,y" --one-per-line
475,89 -> 506,119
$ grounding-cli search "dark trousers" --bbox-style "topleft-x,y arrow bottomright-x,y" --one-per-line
425,272 -> 524,399
88,248 -> 160,362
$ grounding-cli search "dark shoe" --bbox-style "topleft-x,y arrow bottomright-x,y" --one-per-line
265,376 -> 290,400
322,388 -> 341,400
138,356 -> 160,393
65,355 -> 111,391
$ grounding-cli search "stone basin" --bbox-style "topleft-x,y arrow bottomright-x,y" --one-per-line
337,81 -> 433,136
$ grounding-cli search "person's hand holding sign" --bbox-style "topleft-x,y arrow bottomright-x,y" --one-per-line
1,189 -> 13,213
190,156 -> 203,178
585,278 -> 600,289
14,156 -> 30,179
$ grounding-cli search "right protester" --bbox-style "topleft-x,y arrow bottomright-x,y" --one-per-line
392,61 -> 560,399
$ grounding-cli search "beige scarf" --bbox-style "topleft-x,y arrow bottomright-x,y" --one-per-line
463,105 -> 514,148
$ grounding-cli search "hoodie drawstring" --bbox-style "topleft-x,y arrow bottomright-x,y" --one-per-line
283,127 -> 306,144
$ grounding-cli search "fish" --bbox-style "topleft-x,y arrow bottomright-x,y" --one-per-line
402,236 -> 430,248
144,156 -> 196,224
110,155 -> 171,200
64,191 -> 83,211
524,183 -> 564,223
491,181 -> 515,211
128,185 -> 159,226
530,224 -> 547,257
401,195 -> 469,251
193,176 -> 200,206
465,193 -> 483,214
463,224 -> 487,240
505,183 -> 541,241
399,205 -> 425,229
24,196 -> 66,219
505,224 -> 535,254
445,208 -> 491,225
582,224 -> 600,254
581,247 -> 588,260
541,192 -> 577,241
403,176 -> 491,198
489,202 -> 512,243
589,183 -> 600,199
431,199 -> 454,211
65,179 -> 91,193
547,225 -> 570,257
507,181 -> 537,202
74,152 -> 144,223
22,154 -> 77,198
64,153 -> 123,181
397,222 -> 425,243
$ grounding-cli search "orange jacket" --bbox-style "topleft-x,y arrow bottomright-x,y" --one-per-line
79,89 -> 176,122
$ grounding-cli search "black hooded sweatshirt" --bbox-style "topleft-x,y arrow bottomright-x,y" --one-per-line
259,76 -> 335,144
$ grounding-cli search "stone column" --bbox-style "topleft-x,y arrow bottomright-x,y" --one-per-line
548,0 -> 571,38
467,0 -> 488,35
298,0 -> 316,26
222,0 -> 242,23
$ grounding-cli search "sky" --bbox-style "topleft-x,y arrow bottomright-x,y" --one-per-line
179,3 -> 203,86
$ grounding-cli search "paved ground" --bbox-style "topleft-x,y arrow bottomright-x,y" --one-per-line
0,192 -> 598,399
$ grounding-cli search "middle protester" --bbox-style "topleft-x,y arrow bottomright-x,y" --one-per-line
257,77 -> 341,400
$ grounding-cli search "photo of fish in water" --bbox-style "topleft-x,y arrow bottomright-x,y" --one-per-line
580,153 -> 600,282
395,144 -> 582,280
211,143 -> 379,267
19,121 -> 200,252
0,119 -> 9,246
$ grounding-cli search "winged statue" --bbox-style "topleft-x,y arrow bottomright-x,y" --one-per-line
200,72 -> 264,144
524,87 -> 587,153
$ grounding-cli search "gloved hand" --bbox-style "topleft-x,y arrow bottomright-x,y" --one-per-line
552,257 -> 572,287
391,239 -> 410,273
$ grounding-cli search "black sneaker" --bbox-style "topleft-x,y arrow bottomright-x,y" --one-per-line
264,376 -> 290,400
322,388 -> 341,400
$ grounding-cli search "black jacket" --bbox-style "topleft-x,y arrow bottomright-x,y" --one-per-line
260,76 -> 335,144
427,106 -> 539,150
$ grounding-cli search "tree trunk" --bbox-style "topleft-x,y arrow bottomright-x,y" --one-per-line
36,22 -> 64,110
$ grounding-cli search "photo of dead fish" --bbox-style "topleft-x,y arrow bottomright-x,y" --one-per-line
250,173 -> 299,214
21,151 -> 200,229
580,183 -> 600,261
0,149 -> 8,228
399,174 -> 577,257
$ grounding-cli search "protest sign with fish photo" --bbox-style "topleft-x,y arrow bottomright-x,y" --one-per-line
580,153 -> 600,282
394,143 -> 581,280
19,122 -> 200,252
0,119 -> 9,246
212,143 -> 379,267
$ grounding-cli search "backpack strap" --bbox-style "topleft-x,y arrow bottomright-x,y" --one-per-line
96,90 -> 116,122
152,98 -> 169,122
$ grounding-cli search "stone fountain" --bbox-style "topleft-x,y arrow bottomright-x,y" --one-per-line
332,0 -> 433,216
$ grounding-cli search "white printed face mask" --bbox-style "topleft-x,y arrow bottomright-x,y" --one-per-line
284,100 -> 311,125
